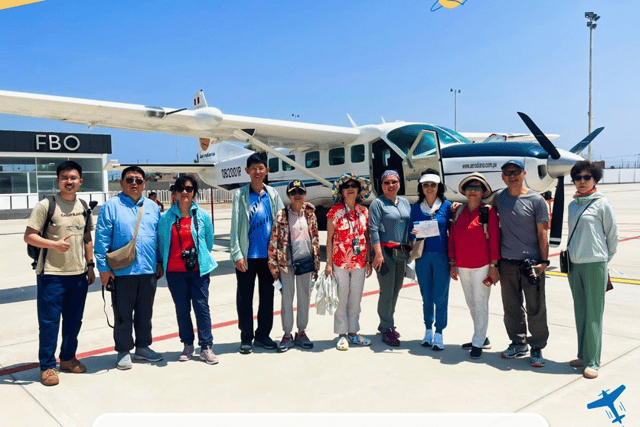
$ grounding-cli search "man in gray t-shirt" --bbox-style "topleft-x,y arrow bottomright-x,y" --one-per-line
493,160 -> 550,369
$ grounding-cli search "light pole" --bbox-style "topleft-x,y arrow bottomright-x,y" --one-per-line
585,11 -> 600,161
450,88 -> 460,131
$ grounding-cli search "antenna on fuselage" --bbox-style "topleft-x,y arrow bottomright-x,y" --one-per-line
346,114 -> 357,128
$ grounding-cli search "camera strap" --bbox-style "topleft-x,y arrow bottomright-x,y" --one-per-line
101,285 -> 114,329
174,210 -> 199,265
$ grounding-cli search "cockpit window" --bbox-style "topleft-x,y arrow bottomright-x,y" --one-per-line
386,124 -> 471,156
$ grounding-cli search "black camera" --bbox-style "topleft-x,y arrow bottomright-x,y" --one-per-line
479,206 -> 489,224
519,259 -> 540,286
106,277 -> 115,292
182,248 -> 197,271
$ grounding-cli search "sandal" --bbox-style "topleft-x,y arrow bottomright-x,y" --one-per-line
336,336 -> 349,351
349,334 -> 371,346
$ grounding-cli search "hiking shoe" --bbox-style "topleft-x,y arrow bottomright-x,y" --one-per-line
336,336 -> 349,351
278,334 -> 294,352
382,328 -> 400,347
349,334 -> 371,346
199,347 -> 219,365
60,357 -> 86,373
432,332 -> 444,351
462,337 -> 491,350
294,331 -> 314,349
501,342 -> 529,359
116,352 -> 132,370
40,368 -> 59,386
421,329 -> 433,347
254,336 -> 277,350
178,344 -> 195,362
133,347 -> 163,362
583,367 -> 598,379
470,346 -> 483,359
392,328 -> 401,338
530,347 -> 545,368
570,359 -> 584,368
238,342 -> 253,355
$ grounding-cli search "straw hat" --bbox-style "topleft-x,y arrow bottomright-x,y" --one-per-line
458,172 -> 492,199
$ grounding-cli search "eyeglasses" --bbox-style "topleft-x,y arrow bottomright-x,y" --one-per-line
421,182 -> 437,188
502,169 -> 522,177
175,185 -> 195,193
58,176 -> 80,182
288,189 -> 306,196
341,182 -> 360,189
382,180 -> 399,185
573,174 -> 593,182
124,177 -> 144,185
248,166 -> 267,173
464,185 -> 484,192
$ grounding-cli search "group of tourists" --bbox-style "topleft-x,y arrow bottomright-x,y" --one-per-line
24,155 -> 617,387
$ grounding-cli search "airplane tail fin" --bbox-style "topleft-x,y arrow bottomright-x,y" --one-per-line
193,89 -> 208,109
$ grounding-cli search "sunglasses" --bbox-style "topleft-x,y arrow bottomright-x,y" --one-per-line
288,189 -> 306,196
382,180 -> 399,185
464,185 -> 484,192
421,182 -> 437,188
502,169 -> 522,177
573,174 -> 593,182
175,185 -> 195,193
341,182 -> 360,189
124,177 -> 144,185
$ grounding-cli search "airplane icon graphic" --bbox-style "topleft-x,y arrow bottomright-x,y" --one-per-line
587,385 -> 627,425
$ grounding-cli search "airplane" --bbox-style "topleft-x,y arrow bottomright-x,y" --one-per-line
587,385 -> 626,425
0,89 -> 603,242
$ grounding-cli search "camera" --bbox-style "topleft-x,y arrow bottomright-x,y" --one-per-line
106,277 -> 115,292
519,259 -> 540,286
479,206 -> 489,224
182,248 -> 197,271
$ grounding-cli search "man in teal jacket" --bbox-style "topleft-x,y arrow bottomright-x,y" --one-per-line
230,153 -> 284,354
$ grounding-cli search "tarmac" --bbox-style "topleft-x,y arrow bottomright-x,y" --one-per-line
0,183 -> 638,427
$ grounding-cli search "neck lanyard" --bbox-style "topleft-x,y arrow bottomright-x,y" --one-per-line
174,210 -> 199,254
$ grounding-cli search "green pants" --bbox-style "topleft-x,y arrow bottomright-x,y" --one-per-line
568,261 -> 607,369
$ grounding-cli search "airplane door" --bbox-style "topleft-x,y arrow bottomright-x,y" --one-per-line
371,139 -> 406,195
401,129 -> 442,197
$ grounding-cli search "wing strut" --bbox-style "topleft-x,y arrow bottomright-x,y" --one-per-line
231,130 -> 333,189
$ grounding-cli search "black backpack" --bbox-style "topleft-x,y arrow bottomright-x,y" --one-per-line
27,196 -> 94,272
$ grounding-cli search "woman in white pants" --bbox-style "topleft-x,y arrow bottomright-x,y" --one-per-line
448,173 -> 500,359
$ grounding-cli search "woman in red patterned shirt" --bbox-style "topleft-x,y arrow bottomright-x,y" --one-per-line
325,173 -> 372,351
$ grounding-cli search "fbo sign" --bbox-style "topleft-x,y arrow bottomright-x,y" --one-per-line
35,134 -> 81,151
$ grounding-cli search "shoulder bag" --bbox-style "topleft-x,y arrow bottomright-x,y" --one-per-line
106,204 -> 144,270
286,207 -> 315,275
560,200 -> 595,274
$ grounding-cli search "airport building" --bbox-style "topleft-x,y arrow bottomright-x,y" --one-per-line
0,129 -> 111,213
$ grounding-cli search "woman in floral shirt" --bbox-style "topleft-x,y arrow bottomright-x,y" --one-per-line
325,173 -> 372,351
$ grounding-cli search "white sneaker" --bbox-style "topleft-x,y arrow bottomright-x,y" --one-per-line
421,329 -> 433,347
432,332 -> 444,351
336,336 -> 349,351
178,344 -> 194,362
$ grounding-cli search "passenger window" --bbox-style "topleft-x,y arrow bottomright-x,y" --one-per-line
329,147 -> 345,166
351,145 -> 365,163
268,157 -> 279,173
305,151 -> 320,168
383,149 -> 391,167
283,154 -> 296,171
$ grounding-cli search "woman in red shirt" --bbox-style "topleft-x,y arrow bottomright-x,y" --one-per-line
448,172 -> 500,360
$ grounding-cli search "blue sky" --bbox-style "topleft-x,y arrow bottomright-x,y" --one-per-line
1,0 -> 638,166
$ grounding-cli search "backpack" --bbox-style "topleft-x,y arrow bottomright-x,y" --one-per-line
27,196 -> 92,272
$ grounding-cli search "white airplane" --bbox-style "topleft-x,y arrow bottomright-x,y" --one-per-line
0,89 -> 603,243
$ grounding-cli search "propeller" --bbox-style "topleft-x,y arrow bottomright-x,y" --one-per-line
516,112 -> 604,248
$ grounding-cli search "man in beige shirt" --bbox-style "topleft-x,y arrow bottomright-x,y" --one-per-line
24,161 -> 96,386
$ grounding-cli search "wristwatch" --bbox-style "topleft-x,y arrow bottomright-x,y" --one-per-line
87,262 -> 95,267
540,260 -> 550,266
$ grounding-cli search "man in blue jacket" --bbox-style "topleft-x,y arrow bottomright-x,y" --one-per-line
95,166 -> 163,370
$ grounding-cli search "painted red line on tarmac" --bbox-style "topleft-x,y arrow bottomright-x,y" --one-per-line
0,281 -> 419,377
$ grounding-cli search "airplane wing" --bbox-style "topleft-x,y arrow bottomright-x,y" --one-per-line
462,132 -> 561,143
104,160 -> 215,174
0,89 -> 361,150
587,386 -> 625,409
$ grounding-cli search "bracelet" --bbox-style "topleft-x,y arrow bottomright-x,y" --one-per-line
490,264 -> 498,268
87,262 -> 95,267
540,260 -> 550,266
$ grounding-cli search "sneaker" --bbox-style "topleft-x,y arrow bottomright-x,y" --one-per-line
583,367 -> 598,379
116,352 -> 132,370
392,327 -> 401,338
432,332 -> 444,351
199,347 -> 219,365
133,346 -> 163,362
40,368 -> 59,386
470,346 -> 483,359
238,342 -> 253,355
336,336 -> 349,351
462,337 -> 491,350
60,357 -> 86,373
178,344 -> 195,362
382,328 -> 400,347
501,342 -> 529,359
569,359 -> 584,368
349,334 -> 371,346
421,329 -> 433,347
294,331 -> 314,349
530,347 -> 545,367
254,336 -> 277,350
278,334 -> 295,352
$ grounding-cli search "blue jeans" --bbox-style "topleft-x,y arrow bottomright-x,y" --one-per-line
166,271 -> 213,348
415,252 -> 450,333
37,274 -> 88,370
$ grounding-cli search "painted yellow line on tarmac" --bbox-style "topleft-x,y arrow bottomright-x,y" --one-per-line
546,271 -> 640,285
